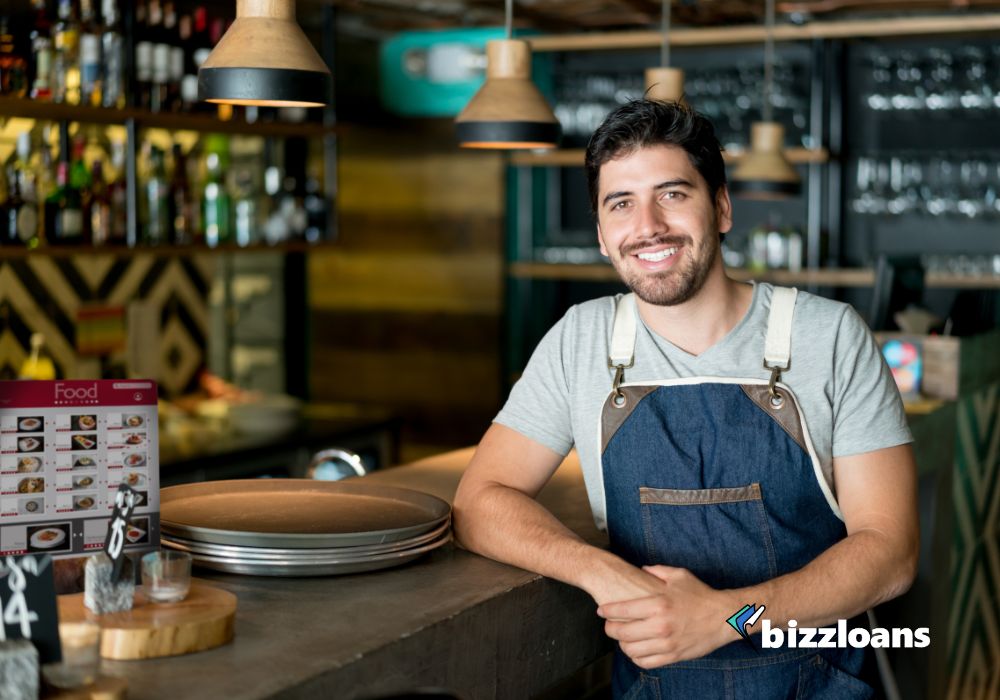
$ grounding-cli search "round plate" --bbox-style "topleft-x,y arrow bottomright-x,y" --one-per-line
30,528 -> 66,549
166,530 -> 452,577
160,519 -> 451,561
160,479 -> 452,549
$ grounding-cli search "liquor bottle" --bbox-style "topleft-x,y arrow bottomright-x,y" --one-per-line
167,143 -> 193,244
69,137 -> 92,241
107,140 -> 128,245
46,161 -> 85,244
177,13 -> 195,111
232,171 -> 257,247
89,160 -> 110,245
3,133 -> 40,248
100,0 -> 124,108
150,43 -> 169,112
202,141 -> 231,248
303,174 -> 327,243
32,135 -> 56,241
134,0 -> 152,108
162,1 -> 181,111
79,0 -> 101,106
52,0 -> 81,105
30,0 -> 54,101
0,18 -> 28,97
143,145 -> 169,245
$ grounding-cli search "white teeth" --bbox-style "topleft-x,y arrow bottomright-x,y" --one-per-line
637,247 -> 677,262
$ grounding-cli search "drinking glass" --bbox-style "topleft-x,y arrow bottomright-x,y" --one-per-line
41,622 -> 101,689
141,550 -> 192,603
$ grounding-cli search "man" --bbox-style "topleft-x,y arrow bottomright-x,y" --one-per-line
453,100 -> 918,698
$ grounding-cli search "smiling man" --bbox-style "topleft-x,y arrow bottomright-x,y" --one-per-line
453,100 -> 918,698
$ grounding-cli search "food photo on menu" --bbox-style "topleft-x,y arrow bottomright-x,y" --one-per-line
17,456 -> 42,473
73,455 -> 97,468
124,414 -> 145,428
123,471 -> 147,488
17,416 -> 43,433
17,477 -> 44,494
26,523 -> 70,553
124,452 -> 147,468
18,497 -> 43,515
73,494 -> 97,511
17,435 -> 44,453
123,433 -> 146,446
127,516 -> 150,544
72,474 -> 96,490
72,414 -> 97,431
71,434 -> 98,450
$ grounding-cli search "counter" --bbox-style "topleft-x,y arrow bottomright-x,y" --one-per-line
100,449 -> 612,700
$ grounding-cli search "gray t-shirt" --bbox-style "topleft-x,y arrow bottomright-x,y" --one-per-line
495,282 -> 913,531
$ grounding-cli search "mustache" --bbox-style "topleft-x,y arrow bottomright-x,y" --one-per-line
620,235 -> 691,257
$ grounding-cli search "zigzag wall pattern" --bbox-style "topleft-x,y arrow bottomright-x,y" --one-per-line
948,382 -> 1000,700
0,254 -> 213,396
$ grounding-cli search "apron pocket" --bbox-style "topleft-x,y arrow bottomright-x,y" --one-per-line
638,483 -> 778,589
796,654 -> 875,699
619,672 -> 661,700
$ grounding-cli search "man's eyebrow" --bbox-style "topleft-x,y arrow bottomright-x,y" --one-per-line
601,179 -> 694,208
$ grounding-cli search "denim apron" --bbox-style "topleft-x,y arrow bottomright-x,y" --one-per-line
601,289 -> 877,700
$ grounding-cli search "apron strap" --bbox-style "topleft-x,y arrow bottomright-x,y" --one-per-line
609,293 -> 637,368
763,286 -> 798,404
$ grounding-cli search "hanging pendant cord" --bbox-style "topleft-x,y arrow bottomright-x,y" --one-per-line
660,0 -> 671,67
763,0 -> 775,122
505,0 -> 513,39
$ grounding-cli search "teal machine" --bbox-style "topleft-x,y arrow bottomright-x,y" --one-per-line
379,27 -> 553,117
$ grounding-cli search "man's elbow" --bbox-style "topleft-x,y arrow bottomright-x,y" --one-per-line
884,533 -> 920,602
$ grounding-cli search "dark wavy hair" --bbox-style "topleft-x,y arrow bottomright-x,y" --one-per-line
585,100 -> 727,216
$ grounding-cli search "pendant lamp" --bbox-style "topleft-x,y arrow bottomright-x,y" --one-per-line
645,0 -> 684,103
455,0 -> 560,149
730,0 -> 800,199
198,0 -> 332,108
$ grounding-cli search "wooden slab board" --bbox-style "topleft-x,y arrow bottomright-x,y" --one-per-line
57,579 -> 236,660
44,675 -> 128,700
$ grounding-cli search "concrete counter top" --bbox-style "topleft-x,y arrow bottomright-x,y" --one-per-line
102,449 -> 611,700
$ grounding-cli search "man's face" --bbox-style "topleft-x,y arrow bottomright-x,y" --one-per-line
596,144 -> 732,307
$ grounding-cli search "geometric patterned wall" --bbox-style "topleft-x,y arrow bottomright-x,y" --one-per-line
0,253 -> 214,396
947,381 -> 1000,700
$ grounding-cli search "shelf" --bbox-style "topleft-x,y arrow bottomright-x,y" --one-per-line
508,147 -> 829,167
527,13 -> 1000,52
508,262 -> 1000,289
0,97 -> 337,137
0,241 -> 332,258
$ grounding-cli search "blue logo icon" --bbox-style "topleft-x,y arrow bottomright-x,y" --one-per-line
727,603 -> 767,641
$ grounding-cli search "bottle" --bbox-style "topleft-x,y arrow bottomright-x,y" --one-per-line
89,160 -> 110,245
32,135 -> 56,243
46,161 -> 85,245
134,0 -> 152,108
150,43 -> 169,112
143,145 -> 169,245
19,334 -> 56,381
69,137 -> 92,241
167,143 -> 192,244
202,141 -> 231,248
3,133 -> 40,248
107,140 -> 128,245
52,0 -> 81,105
79,0 -> 101,106
303,174 -> 327,243
232,171 -> 257,247
0,18 -> 28,97
177,13 -> 195,111
100,0 -> 124,108
163,2 -> 182,111
29,0 -> 53,102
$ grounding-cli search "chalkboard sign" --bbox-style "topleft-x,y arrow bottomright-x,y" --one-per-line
0,554 -> 61,664
103,484 -> 139,583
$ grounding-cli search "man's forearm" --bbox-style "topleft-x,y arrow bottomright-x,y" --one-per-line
453,482 -> 645,602
735,528 -> 918,630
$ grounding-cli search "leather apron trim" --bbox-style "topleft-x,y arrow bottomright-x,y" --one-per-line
640,483 -> 762,506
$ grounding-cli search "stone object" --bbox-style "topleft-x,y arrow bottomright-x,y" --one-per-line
0,639 -> 40,700
84,554 -> 135,614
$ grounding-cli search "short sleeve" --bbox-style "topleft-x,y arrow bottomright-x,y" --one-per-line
493,307 -> 577,456
831,306 -> 913,457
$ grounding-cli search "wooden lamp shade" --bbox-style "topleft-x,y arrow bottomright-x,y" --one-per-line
730,122 -> 801,200
198,0 -> 332,108
455,40 -> 561,149
644,67 -> 685,103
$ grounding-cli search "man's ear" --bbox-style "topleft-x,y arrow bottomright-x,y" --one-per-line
716,186 -> 733,234
597,224 -> 609,257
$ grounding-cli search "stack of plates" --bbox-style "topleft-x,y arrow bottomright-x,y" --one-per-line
159,479 -> 452,577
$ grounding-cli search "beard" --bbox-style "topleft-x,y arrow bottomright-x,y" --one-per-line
611,232 -> 719,307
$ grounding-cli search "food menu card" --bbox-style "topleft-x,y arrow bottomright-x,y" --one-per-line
0,380 -> 159,559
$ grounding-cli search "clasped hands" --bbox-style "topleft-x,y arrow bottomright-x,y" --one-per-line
595,565 -> 741,670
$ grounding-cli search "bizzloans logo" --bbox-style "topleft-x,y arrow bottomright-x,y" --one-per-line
55,382 -> 99,404
727,604 -> 930,649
